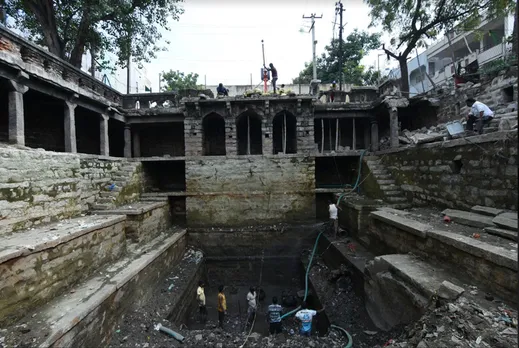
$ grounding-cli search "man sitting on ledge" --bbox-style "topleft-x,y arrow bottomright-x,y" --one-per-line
465,97 -> 494,135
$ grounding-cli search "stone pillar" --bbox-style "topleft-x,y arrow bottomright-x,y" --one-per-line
363,123 -> 370,150
389,107 -> 399,148
124,124 -> 132,158
132,128 -> 141,157
100,114 -> 109,156
64,101 -> 77,153
7,80 -> 29,146
370,119 -> 379,152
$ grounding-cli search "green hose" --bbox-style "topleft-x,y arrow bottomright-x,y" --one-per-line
331,324 -> 354,348
279,227 -> 354,347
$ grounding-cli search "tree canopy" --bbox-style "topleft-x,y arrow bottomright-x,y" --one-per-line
365,0 -> 515,93
161,70 -> 203,92
5,0 -> 184,69
293,30 -> 381,86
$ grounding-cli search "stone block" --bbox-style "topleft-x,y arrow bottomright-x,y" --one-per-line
492,214 -> 518,231
370,210 -> 431,238
438,280 -> 465,300
470,205 -> 504,217
441,209 -> 496,228
484,226 -> 518,241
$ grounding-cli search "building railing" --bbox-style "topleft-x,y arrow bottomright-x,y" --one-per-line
0,26 -> 122,105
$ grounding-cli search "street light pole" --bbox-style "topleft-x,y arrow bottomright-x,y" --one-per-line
303,13 -> 323,81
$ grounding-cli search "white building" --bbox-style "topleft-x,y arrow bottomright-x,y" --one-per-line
389,14 -> 515,97
80,50 -> 152,94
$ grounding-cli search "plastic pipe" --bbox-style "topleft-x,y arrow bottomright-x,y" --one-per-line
154,323 -> 184,342
331,324 -> 353,348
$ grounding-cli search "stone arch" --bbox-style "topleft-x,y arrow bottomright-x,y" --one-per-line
202,112 -> 226,156
272,111 -> 297,154
236,110 -> 262,155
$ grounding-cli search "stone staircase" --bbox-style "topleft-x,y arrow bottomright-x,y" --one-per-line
93,161 -> 142,210
364,156 -> 409,207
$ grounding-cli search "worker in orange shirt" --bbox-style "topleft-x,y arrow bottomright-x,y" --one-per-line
217,285 -> 227,329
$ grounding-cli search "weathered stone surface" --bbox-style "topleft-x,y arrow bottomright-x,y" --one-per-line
471,205 -> 504,216
371,210 -> 431,238
0,215 -> 127,326
2,231 -> 188,348
441,209 -> 496,228
484,226 -> 518,241
0,146 -> 143,235
499,212 -> 518,220
185,157 -> 315,227
438,280 -> 465,300
492,214 -> 518,231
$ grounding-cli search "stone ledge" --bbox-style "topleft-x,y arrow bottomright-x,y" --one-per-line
91,201 -> 167,216
0,215 -> 126,264
370,210 -> 431,238
427,229 -> 517,271
4,230 -> 187,348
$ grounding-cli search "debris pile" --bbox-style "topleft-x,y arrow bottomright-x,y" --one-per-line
385,295 -> 518,348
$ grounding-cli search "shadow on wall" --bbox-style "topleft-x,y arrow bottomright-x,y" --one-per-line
203,113 -> 226,156
138,123 -> 185,157
143,161 -> 186,192
237,111 -> 262,155
273,111 -> 297,154
0,83 -> 7,142
399,100 -> 439,131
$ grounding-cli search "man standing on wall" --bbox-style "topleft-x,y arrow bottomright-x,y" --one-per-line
267,296 -> 283,335
196,280 -> 207,323
265,63 -> 278,93
465,98 -> 494,135
328,200 -> 340,238
217,285 -> 227,329
245,286 -> 257,330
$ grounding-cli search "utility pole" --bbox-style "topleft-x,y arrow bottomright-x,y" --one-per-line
303,13 -> 323,81
336,1 -> 345,90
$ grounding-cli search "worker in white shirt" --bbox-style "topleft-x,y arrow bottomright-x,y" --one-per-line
245,286 -> 257,330
196,280 -> 207,323
465,98 -> 494,135
328,200 -> 341,238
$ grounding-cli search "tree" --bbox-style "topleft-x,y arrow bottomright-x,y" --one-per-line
161,70 -> 203,91
5,0 -> 184,69
293,30 -> 381,85
365,0 -> 515,94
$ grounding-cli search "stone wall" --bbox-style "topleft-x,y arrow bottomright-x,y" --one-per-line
185,156 -> 315,227
378,131 -> 518,210
0,145 -> 143,234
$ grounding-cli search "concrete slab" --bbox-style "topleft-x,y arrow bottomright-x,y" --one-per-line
438,281 -> 465,300
492,215 -> 518,231
371,210 -> 431,238
377,207 -> 411,216
470,205 -> 504,217
441,209 -> 496,228
0,215 -> 126,264
484,227 -> 518,241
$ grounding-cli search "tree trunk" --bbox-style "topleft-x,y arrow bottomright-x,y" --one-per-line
22,0 -> 63,58
398,57 -> 410,95
69,10 -> 90,68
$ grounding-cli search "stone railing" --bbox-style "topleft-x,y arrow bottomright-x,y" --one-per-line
122,92 -> 178,109
348,86 -> 379,103
0,26 -> 122,105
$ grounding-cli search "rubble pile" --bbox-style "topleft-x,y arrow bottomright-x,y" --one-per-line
386,295 -> 518,348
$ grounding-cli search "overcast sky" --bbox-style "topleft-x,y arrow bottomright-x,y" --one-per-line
144,0 -> 397,91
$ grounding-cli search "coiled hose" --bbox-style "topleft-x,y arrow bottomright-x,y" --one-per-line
279,227 -> 353,347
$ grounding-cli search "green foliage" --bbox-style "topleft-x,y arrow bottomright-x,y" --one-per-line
161,70 -> 203,91
5,0 -> 184,68
293,30 -> 381,86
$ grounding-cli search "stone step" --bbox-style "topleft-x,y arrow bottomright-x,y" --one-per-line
385,196 -> 407,203
368,164 -> 386,170
99,192 -> 115,198
374,174 -> 392,180
97,197 -> 115,204
441,209 -> 496,228
379,184 -> 398,191
366,160 -> 382,165
376,179 -> 396,185
492,214 -> 518,231
371,169 -> 389,175
0,214 -> 127,326
384,190 -> 403,196
1,231 -> 189,348
470,205 -> 504,217
92,203 -> 115,210
484,226 -> 518,241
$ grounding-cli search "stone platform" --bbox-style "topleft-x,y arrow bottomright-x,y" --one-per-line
0,215 -> 127,325
2,230 -> 187,347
